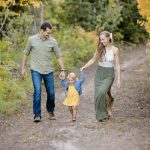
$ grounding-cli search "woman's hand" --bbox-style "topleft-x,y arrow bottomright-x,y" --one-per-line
80,67 -> 85,71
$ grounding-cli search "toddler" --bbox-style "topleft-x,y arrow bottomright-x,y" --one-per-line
60,71 -> 85,121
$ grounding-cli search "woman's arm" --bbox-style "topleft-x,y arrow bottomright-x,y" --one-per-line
80,51 -> 98,71
114,47 -> 121,88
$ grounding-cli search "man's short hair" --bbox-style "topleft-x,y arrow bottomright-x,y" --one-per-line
40,22 -> 52,31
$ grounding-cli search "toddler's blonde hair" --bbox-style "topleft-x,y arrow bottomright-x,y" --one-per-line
67,72 -> 76,80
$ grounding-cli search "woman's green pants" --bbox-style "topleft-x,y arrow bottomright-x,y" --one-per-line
94,65 -> 115,121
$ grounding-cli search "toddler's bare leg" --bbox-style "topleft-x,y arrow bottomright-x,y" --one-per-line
72,106 -> 77,121
68,106 -> 73,119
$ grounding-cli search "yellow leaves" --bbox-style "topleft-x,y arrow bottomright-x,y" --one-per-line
137,20 -> 145,27
29,0 -> 42,8
12,12 -> 20,16
0,0 -> 42,9
137,0 -> 150,33
137,0 -> 150,16
20,0 -> 42,8
138,0 -> 150,61
0,0 -> 15,8
76,26 -> 98,45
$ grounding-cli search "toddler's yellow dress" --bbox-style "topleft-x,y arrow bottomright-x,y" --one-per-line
63,85 -> 80,106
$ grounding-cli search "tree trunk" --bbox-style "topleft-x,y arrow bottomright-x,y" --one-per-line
40,3 -> 43,26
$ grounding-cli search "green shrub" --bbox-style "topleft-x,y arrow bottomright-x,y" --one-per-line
53,27 -> 96,71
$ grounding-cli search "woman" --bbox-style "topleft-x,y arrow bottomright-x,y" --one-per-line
80,31 -> 121,121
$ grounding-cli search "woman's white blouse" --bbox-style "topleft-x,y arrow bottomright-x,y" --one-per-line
99,48 -> 115,67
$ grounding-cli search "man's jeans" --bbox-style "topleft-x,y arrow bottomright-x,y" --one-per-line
31,70 -> 55,117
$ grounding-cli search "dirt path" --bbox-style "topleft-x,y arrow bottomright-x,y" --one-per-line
0,45 -> 150,150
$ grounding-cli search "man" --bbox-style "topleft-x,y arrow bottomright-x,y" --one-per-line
21,22 -> 65,123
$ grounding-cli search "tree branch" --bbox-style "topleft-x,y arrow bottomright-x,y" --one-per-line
0,2 -> 13,33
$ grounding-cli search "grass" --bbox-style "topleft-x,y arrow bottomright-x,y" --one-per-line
0,71 -> 32,117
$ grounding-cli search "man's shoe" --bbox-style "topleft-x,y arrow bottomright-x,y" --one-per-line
34,116 -> 41,123
49,112 -> 56,120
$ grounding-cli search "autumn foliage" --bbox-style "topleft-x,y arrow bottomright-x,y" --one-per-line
137,0 -> 150,59
0,0 -> 42,8
137,0 -> 150,33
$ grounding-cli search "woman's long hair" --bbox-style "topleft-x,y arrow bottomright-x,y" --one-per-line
94,31 -> 112,60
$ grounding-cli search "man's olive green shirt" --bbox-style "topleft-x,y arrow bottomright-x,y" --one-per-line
23,34 -> 62,74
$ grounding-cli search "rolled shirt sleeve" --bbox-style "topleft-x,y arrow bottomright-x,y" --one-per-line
53,40 -> 62,59
23,38 -> 32,56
